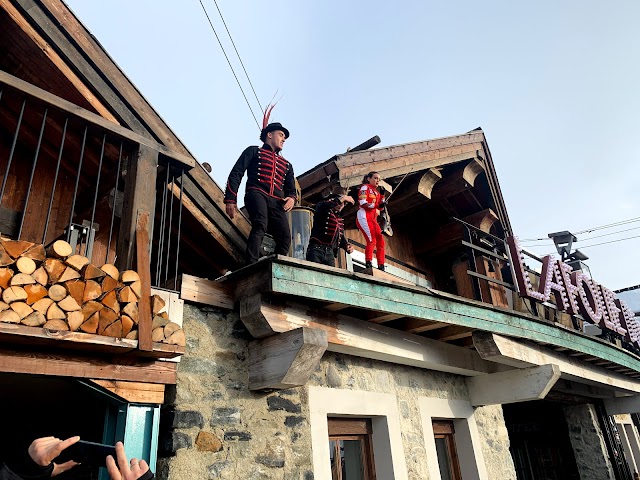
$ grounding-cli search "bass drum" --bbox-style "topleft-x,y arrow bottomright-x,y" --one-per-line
287,206 -> 314,260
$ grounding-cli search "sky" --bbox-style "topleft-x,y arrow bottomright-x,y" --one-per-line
63,0 -> 640,290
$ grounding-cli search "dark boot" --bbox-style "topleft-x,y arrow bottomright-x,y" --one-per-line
378,264 -> 385,272
365,261 -> 373,269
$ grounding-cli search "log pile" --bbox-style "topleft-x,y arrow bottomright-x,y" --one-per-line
0,238 -> 185,347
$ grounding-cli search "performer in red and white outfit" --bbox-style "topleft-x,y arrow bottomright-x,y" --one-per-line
356,171 -> 386,271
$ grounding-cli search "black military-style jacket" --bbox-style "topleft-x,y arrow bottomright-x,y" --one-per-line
224,144 -> 296,204
309,196 -> 350,251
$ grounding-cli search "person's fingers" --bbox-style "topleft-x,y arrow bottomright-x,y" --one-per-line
138,459 -> 149,473
106,455 -> 121,480
51,460 -> 78,477
115,442 -> 130,475
50,436 -> 80,459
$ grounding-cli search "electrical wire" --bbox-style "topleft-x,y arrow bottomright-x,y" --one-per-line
197,0 -> 261,129
521,226 -> 640,247
519,216 -> 640,242
210,0 -> 263,114
577,234 -> 640,250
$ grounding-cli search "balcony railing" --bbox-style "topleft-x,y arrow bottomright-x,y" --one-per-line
0,69 -> 193,354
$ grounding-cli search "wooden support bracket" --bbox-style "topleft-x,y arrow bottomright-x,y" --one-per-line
473,331 -> 640,396
248,327 -> 328,391
239,293 -> 276,338
466,364 -> 560,406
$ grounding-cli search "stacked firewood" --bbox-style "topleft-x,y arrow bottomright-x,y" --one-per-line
0,238 -> 185,347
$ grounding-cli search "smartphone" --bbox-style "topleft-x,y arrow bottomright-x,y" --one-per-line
62,440 -> 117,467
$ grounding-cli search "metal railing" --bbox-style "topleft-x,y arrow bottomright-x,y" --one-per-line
0,70 -> 192,289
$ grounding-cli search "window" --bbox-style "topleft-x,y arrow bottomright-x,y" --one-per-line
433,420 -> 462,480
328,418 -> 376,480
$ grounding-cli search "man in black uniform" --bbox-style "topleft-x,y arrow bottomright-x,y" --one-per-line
224,121 -> 297,265
306,194 -> 355,267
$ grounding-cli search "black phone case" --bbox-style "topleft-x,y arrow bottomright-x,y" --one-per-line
62,440 -> 117,467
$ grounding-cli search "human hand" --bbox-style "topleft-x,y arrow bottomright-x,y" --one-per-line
28,436 -> 80,477
345,244 -> 354,254
379,199 -> 387,209
341,195 -> 355,205
375,209 -> 380,217
106,442 -> 150,480
225,203 -> 236,219
283,197 -> 295,212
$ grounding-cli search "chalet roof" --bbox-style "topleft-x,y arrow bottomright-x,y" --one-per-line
298,128 -> 512,237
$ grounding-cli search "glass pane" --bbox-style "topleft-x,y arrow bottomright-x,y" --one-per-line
342,439 -> 365,480
435,437 -> 453,480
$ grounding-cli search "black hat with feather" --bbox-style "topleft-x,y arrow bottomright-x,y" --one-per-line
260,102 -> 289,142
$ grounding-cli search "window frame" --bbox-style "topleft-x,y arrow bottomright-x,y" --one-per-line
328,418 -> 377,480
433,419 -> 463,480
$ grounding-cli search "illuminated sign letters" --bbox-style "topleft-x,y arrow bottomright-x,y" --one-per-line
506,236 -> 638,347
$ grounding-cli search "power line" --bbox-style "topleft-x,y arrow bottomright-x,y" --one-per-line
521,225 -> 640,247
210,0 -> 263,114
197,0 -> 261,129
575,217 -> 640,235
523,233 -> 640,257
519,216 -> 640,242
578,234 -> 640,250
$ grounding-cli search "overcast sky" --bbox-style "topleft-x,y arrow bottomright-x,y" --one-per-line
63,0 -> 640,290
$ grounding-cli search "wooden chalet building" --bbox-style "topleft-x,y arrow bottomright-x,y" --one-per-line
3,1 -> 640,480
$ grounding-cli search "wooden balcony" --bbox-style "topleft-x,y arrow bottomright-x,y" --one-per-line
0,70 -> 188,383
215,256 -> 640,394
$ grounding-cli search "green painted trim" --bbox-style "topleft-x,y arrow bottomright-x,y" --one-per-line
269,262 -> 640,373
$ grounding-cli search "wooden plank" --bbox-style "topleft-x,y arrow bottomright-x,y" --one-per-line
466,364 -> 561,406
0,0 -> 118,123
0,347 -> 177,384
339,148 -> 482,187
117,145 -> 157,271
90,379 -> 165,404
428,325 -> 473,342
252,300 -> 502,376
324,303 -> 350,312
0,322 -> 136,353
248,327 -> 328,391
180,273 -> 233,309
335,133 -> 485,168
264,258 -> 640,372
0,70 -> 194,167
135,210 -> 153,351
367,313 -> 402,324
473,332 -> 640,395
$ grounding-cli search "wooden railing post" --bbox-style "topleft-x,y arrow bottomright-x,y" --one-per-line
116,144 -> 158,270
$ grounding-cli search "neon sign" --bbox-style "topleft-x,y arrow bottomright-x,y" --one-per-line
506,236 -> 639,347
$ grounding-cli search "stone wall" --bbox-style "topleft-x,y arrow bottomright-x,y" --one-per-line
564,403 -> 615,480
157,303 -> 517,479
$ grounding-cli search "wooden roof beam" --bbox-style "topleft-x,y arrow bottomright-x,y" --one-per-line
431,158 -> 485,201
239,295 -> 502,377
387,169 -> 442,216
0,0 -> 119,124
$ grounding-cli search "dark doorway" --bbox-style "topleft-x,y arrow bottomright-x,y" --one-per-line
503,400 -> 580,480
0,372 -> 124,480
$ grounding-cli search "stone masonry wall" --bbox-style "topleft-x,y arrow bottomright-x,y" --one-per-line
157,303 -> 517,479
564,403 -> 615,480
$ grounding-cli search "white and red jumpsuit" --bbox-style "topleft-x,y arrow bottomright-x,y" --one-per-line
356,183 -> 385,265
